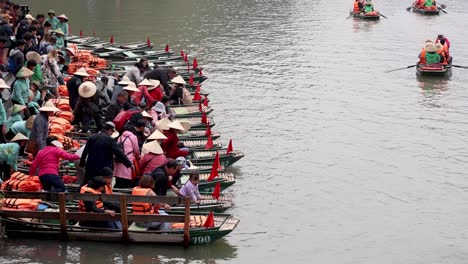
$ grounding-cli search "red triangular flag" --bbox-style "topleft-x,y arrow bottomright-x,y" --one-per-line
205,135 -> 214,149
198,102 -> 202,112
184,53 -> 188,62
193,90 -> 202,101
147,37 -> 151,47
110,35 -> 114,44
93,30 -> 96,37
214,151 -> 221,170
195,84 -> 201,93
203,95 -> 208,107
79,29 -> 83,37
207,160 -> 218,181
211,182 -> 220,200
226,139 -> 233,154
192,58 -> 198,69
189,75 -> 194,86
165,44 -> 169,53
203,211 -> 215,228
201,112 -> 207,124
68,25 -> 71,34
199,70 -> 203,77
180,49 -> 184,57
205,125 -> 212,137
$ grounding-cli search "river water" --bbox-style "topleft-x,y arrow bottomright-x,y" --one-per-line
1,0 -> 468,263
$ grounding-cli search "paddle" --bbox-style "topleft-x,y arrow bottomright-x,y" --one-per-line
385,65 -> 417,73
452,65 -> 468,69
406,6 -> 413,11
437,6 -> 448,14
379,13 -> 387,18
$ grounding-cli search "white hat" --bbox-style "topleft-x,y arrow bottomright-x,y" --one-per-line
153,102 -> 166,113
426,43 -> 437,53
148,79 -> 160,90
147,129 -> 167,141
74,67 -> 90,77
103,121 -> 119,138
143,140 -> 164,155
53,28 -> 65,35
141,110 -> 152,119
123,82 -> 139,92
57,14 -> 69,21
0,79 -> 11,89
51,140 -> 64,148
16,67 -> 34,78
118,76 -> 132,85
38,101 -> 60,112
156,118 -> 172,131
11,133 -> 29,142
171,75 -> 186,85
26,51 -> 41,63
180,121 -> 191,133
175,156 -> 187,167
11,104 -> 26,115
167,120 -> 185,132
25,14 -> 34,20
138,79 -> 154,87
78,81 -> 97,98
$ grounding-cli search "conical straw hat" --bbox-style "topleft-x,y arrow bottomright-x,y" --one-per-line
138,79 -> 154,87
26,115 -> 36,129
156,118 -> 172,131
78,81 -> 97,98
51,140 -> 64,148
26,51 -> 41,63
167,120 -> 185,132
171,75 -> 186,85
148,79 -> 160,90
38,101 -> 60,112
141,110 -> 152,119
74,67 -> 90,77
147,129 -> 168,141
53,28 -> 65,35
180,121 -> 191,133
57,14 -> 69,21
16,67 -> 34,78
0,79 -> 10,89
124,82 -> 139,92
11,133 -> 29,142
143,140 -> 164,155
118,76 -> 132,85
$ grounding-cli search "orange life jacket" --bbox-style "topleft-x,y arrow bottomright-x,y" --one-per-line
171,215 -> 208,229
1,172 -> 41,192
131,187 -> 156,215
419,48 -> 427,64
78,185 -> 104,212
353,1 -> 360,13
442,43 -> 450,60
437,49 -> 448,65
1,198 -> 42,210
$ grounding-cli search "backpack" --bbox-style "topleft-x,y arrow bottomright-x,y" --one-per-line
113,109 -> 141,132
181,87 -> 193,105
116,135 -> 133,155
39,43 -> 50,55
6,56 -> 17,74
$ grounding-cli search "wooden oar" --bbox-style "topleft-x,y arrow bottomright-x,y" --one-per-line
437,6 -> 448,14
379,13 -> 388,18
385,65 -> 417,73
452,65 -> 468,69
406,6 -> 413,11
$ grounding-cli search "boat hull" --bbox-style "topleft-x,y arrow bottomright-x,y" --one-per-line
413,7 -> 440,15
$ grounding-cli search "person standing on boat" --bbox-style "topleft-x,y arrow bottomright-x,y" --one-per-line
435,43 -> 448,65
435,35 -> 450,50
45,10 -> 59,30
439,38 -> 450,62
0,133 -> 29,182
52,28 -> 65,50
132,175 -> 171,230
29,136 -> 80,192
113,126 -> 140,188
78,177 -> 122,230
143,68 -> 177,96
124,62 -> 145,85
424,44 -> 440,65
67,67 -> 90,110
79,122 -> 132,185
28,101 -> 60,156
161,121 -> 189,159
56,14 -> 69,47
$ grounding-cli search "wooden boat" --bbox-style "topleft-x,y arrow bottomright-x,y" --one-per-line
0,192 -> 238,246
67,36 -> 101,45
190,150 -> 245,167
178,172 -> 236,191
173,117 -> 215,130
178,130 -> 221,141
416,63 -> 451,76
350,10 -> 380,20
169,105 -> 213,118
181,139 -> 223,151
181,164 -> 225,175
413,6 -> 440,15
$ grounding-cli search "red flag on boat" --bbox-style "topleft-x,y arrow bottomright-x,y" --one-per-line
193,90 -> 202,101
195,84 -> 201,93
147,37 -> 151,47
205,125 -> 212,137
226,139 -> 233,154
199,70 -> 203,77
180,50 -> 184,57
93,30 -> 96,37
215,151 -> 221,170
207,159 -> 218,181
110,35 -> 114,44
184,53 -> 188,62
79,29 -> 83,37
201,112 -> 207,124
205,135 -> 214,149
192,58 -> 198,69
203,95 -> 208,107
189,75 -> 194,86
198,102 -> 202,112
211,182 -> 221,200
203,211 -> 215,228
165,44 -> 169,53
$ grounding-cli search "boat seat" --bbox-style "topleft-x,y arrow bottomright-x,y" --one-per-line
129,222 -> 147,231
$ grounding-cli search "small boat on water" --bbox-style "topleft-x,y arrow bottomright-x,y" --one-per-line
416,62 -> 451,76
181,139 -> 223,151
179,130 -> 221,141
413,6 -> 440,15
169,105 -> 213,118
190,150 -> 245,167
350,10 -> 380,20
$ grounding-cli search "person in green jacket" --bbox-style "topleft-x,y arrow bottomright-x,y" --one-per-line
52,29 -> 65,50
45,10 -> 59,30
56,14 -> 69,42
0,133 -> 29,182
26,51 -> 43,85
425,44 -> 441,64
6,115 -> 35,140
425,0 -> 434,7
0,79 -> 10,143
6,104 -> 26,131
363,1 -> 374,13
11,67 -> 34,106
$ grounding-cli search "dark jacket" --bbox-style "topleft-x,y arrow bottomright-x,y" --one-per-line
9,48 -> 24,74
0,21 -> 13,48
80,132 -> 132,184
66,76 -> 83,110
144,69 -> 171,96
29,112 -> 49,150
150,165 -> 169,196
105,101 -> 123,122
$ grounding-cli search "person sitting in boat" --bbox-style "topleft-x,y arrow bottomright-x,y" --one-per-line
99,167 -> 121,213
132,175 -> 171,230
418,40 -> 433,65
353,0 -> 361,14
161,121 -> 189,159
362,1 -> 374,14
140,140 -> 167,176
413,0 -> 425,8
29,136 -> 80,192
79,177 -> 122,230
179,173 -> 202,204
439,38 -> 450,61
435,43 -> 448,65
435,35 -> 450,50
424,0 -> 435,7
424,43 -> 441,65
169,75 -> 186,105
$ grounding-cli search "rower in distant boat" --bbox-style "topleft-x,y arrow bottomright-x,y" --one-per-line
424,43 -> 440,65
353,0 -> 362,14
435,34 -> 450,49
418,40 -> 433,65
362,0 -> 374,14
435,43 -> 448,65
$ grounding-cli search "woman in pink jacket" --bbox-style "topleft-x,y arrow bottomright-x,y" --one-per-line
113,129 -> 140,188
29,136 -> 80,192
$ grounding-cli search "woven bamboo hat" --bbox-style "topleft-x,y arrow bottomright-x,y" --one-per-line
426,43 -> 437,53
0,79 -> 10,89
78,81 -> 97,98
38,101 -> 60,112
57,14 -> 69,21
180,121 -> 191,133
53,28 -> 65,36
147,129 -> 168,141
11,133 -> 29,142
118,76 -> 132,85
12,104 -> 26,115
74,67 -> 90,77
138,79 -> 154,87
16,67 -> 34,78
143,140 -> 164,155
148,79 -> 160,90
123,82 -> 139,92
167,120 -> 185,132
26,115 -> 36,129
156,118 -> 172,131
171,75 -> 186,85
26,51 -> 41,63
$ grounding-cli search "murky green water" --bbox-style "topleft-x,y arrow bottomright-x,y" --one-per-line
1,0 -> 468,263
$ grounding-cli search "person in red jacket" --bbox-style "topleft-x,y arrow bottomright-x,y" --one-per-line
161,121 -> 189,159
29,136 -> 80,192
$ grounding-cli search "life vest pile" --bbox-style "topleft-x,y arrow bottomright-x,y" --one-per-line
1,198 -> 42,211
62,175 -> 78,184
58,85 -> 69,97
0,172 -> 42,192
171,215 -> 208,229
49,98 -> 72,112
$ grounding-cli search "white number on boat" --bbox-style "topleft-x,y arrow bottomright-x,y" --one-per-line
193,235 -> 211,244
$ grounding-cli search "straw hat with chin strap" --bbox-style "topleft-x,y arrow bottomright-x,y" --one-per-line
57,14 -> 69,21
143,140 -> 164,155
171,75 -> 186,85
26,51 -> 41,64
0,79 -> 10,89
53,28 -> 65,36
78,81 -> 97,98
39,101 -> 60,112
11,133 -> 29,142
147,129 -> 168,141
167,120 -> 186,133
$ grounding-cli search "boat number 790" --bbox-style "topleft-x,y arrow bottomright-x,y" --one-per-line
193,235 -> 211,244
